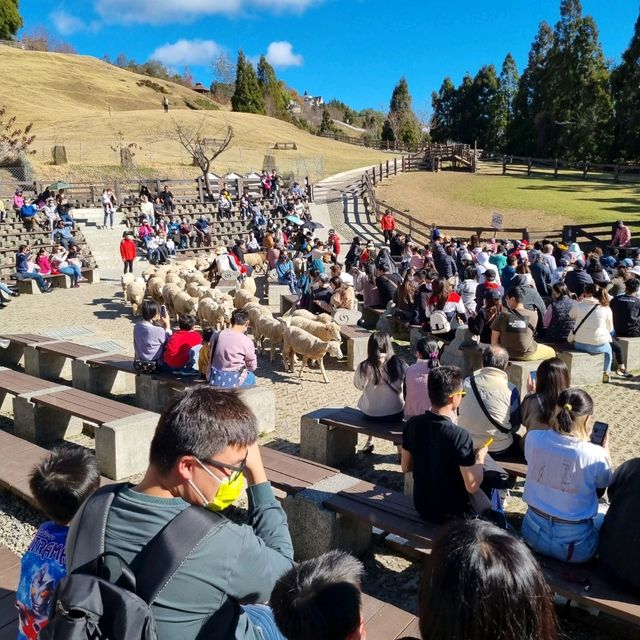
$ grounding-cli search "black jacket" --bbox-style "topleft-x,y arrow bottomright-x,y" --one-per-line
611,294 -> 640,337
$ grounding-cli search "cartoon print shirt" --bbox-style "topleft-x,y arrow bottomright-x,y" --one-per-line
16,521 -> 68,640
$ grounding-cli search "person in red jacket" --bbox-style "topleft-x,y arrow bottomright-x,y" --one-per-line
161,313 -> 202,375
327,229 -> 341,264
120,232 -> 137,274
380,210 -> 396,245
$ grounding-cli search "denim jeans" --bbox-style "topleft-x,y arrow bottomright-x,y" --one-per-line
521,508 -> 604,563
19,272 -> 48,291
572,341 -> 612,373
103,208 -> 114,228
58,266 -> 78,286
242,604 -> 286,640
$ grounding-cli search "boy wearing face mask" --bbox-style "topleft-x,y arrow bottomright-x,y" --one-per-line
66,387 -> 293,640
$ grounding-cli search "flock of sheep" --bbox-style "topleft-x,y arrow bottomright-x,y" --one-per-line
121,260 -> 344,383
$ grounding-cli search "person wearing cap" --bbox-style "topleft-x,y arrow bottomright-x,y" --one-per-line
475,268 -> 503,309
564,259 -> 593,297
611,221 -> 631,249
431,229 -> 457,282
380,210 -> 396,245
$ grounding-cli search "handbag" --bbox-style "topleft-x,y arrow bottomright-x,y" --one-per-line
567,304 -> 597,344
134,359 -> 160,374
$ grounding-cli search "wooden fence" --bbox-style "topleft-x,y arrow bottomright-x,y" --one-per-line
319,132 -> 425,153
562,221 -> 640,249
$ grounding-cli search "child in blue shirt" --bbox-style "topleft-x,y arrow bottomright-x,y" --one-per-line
16,448 -> 100,640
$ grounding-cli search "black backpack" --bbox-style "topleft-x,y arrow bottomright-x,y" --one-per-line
41,484 -> 223,640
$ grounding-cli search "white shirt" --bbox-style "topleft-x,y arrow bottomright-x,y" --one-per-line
524,429 -> 612,520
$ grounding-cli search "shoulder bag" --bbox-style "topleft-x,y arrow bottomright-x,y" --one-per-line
567,304 -> 597,344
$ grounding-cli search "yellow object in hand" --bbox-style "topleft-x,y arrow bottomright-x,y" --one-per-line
482,437 -> 494,449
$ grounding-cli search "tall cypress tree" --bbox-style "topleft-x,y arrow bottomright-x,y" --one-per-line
231,50 -> 265,115
382,77 -> 422,146
496,53 -> 519,151
257,56 -> 289,118
611,11 -> 640,161
0,0 -> 22,40
430,78 -> 457,142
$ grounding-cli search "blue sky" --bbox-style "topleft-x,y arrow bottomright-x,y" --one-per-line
20,0 -> 640,112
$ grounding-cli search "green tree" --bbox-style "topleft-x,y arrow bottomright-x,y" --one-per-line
257,55 -> 289,118
611,11 -> 640,160
231,50 -> 265,115
0,0 -> 21,40
319,106 -> 335,135
382,77 -> 421,147
496,53 -> 519,150
465,65 -> 502,149
430,77 -> 458,142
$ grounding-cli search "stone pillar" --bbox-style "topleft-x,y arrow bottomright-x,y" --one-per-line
72,355 -> 135,396
0,342 -> 29,367
134,375 -> 165,412
238,384 -> 276,434
618,338 -> 640,371
507,360 -> 542,399
24,344 -> 72,381
300,409 -> 357,466
345,336 -> 368,372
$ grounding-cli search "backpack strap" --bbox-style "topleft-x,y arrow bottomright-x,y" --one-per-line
132,506 -> 224,605
469,375 -> 514,435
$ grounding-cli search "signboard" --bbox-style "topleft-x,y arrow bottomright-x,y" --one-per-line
491,212 -> 504,231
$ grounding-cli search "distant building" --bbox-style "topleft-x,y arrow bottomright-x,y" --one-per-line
288,100 -> 302,114
193,82 -> 208,94
303,92 -> 324,108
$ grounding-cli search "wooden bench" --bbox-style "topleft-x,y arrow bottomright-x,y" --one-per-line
339,325 -> 370,371
0,367 -> 61,412
0,333 -> 58,367
25,340 -> 109,381
361,593 -> 419,640
273,142 -> 298,150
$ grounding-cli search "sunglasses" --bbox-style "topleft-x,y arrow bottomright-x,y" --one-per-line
201,454 -> 247,482
449,390 -> 467,398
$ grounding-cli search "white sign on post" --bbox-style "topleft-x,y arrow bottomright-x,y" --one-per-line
491,212 -> 504,231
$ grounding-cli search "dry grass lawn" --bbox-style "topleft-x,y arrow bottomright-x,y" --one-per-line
0,46 -> 389,182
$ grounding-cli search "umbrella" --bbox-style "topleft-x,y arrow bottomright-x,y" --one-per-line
49,181 -> 71,191
302,221 -> 324,231
286,215 -> 304,225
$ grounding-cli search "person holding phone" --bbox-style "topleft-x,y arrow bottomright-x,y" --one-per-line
521,388 -> 613,563
133,300 -> 171,373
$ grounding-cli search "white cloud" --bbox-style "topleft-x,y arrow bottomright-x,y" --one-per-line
265,41 -> 303,68
94,0 -> 321,24
149,39 -> 223,67
50,9 -> 95,35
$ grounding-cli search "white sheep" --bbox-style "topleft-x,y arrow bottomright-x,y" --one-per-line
141,266 -> 157,282
240,276 -> 257,297
291,309 -> 333,325
195,256 -> 209,271
146,277 -> 165,304
234,289 -> 258,309
173,291 -> 198,317
282,324 -> 343,383
243,252 -> 266,273
197,298 -> 220,328
121,272 -> 136,293
125,278 -> 146,316
290,316 -> 342,343
162,283 -> 182,320
255,315 -> 285,362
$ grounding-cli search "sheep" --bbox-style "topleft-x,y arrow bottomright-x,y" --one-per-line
243,252 -> 266,273
197,298 -> 219,328
173,291 -> 198,317
162,283 -> 182,320
186,282 -> 204,298
245,303 -> 272,329
254,315 -> 285,361
291,309 -> 333,325
165,272 -> 184,285
290,316 -> 341,343
234,289 -> 258,309
146,276 -> 165,304
121,272 -> 136,293
282,325 -> 343,383
239,276 -> 257,297
125,278 -> 146,316
195,256 -> 209,270
141,266 -> 157,282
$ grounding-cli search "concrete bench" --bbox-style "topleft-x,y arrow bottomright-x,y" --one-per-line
267,283 -> 291,309
25,340 -> 110,382
0,366 -> 61,413
618,337 -> 640,371
339,325 -> 370,371
507,359 -> 544,399
0,333 -> 56,367
16,273 -> 71,293
280,292 -> 299,315
556,348 -> 605,385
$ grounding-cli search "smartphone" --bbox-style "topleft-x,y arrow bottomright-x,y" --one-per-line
590,421 -> 609,447
530,371 -> 537,384
160,304 -> 167,318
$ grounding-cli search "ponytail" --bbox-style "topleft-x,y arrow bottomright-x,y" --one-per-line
552,389 -> 594,439
416,338 -> 441,370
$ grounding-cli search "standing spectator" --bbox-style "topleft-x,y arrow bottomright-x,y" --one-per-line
458,346 -> 522,459
161,185 -> 174,214
542,283 -> 575,344
418,520 -> 558,640
404,337 -> 440,419
569,282 -> 614,381
119,231 -> 137,274
431,230 -> 457,281
102,189 -> 115,229
610,220 -> 631,248
521,389 -> 612,563
402,366 -> 488,523
15,245 -> 52,293
162,96 -> 169,112
380,209 -> 396,245
541,243 -> 557,273
162,314 -> 202,375
209,309 -> 258,387
327,228 -> 341,263
488,244 -> 507,275
531,252 -> 553,297
133,300 -> 171,372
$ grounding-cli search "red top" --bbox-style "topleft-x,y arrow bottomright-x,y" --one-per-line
381,214 -> 396,231
329,234 -> 341,255
120,238 -> 137,261
162,330 -> 202,369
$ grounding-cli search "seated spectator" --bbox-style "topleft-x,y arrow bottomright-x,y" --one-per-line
375,246 -> 399,274
393,268 -> 416,320
610,220 -> 631,248
15,245 -> 52,293
13,187 -> 25,214
531,251 -> 553,297
570,282 -> 614,381
402,366 -> 488,523
491,287 -> 555,361
330,276 -> 356,310
179,217 -> 195,249
520,357 -> 570,439
457,265 -> 478,317
489,244 -> 508,275
209,309 -> 258,388
50,247 -> 80,287
375,264 -> 401,307
510,274 -> 547,331
411,269 -> 435,326
360,263 -> 381,309
610,277 -> 640,338
354,331 -> 408,453
153,195 -> 165,224
311,273 -> 333,309
162,314 -> 202,376
0,196 -> 6,223
542,282 -> 575,343
344,237 -> 362,271
16,448 -> 100,639
404,337 -> 440,419
468,289 -> 502,344
137,219 -> 155,247
198,328 -> 214,378
52,219 -> 74,249
66,387 -> 293,639
271,551 -> 365,640
276,250 -> 298,294
247,232 -> 260,253
0,282 -> 18,307
359,240 -> 374,265
458,346 -> 522,459
521,388 -> 612,563
424,277 -> 466,340
418,519 -> 558,640
167,215 -> 181,244
474,268 -> 502,309
194,216 -> 212,247
140,194 -> 154,227
35,247 -> 52,275
161,184 -> 174,214
43,197 -> 59,230
586,254 -> 610,288
565,258 -> 593,297
133,300 -> 171,373
598,458 -> 640,592
55,192 -> 74,228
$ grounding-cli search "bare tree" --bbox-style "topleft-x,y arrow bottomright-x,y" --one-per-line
211,53 -> 236,104
172,118 -> 233,197
0,106 -> 36,161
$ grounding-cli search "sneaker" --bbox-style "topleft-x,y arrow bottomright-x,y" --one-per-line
602,372 -> 610,383
42,288 -> 53,294
361,443 -> 375,455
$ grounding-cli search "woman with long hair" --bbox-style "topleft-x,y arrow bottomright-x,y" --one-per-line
425,278 -> 466,340
361,262 -> 381,309
521,388 -> 613,563
354,331 -> 407,453
542,282 -> 575,343
393,267 -> 416,319
468,290 -> 502,344
419,519 -> 558,640
404,337 -> 440,420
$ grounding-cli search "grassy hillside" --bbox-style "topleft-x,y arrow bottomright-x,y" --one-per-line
0,46 -> 389,182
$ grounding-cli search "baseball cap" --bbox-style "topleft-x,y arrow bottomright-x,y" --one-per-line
484,268 -> 497,279
432,229 -> 442,240
486,289 -> 502,300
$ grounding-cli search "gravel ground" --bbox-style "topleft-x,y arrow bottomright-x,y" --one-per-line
1,282 -> 639,639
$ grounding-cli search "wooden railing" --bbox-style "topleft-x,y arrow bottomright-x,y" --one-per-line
319,132 -> 425,153
562,221 -> 640,248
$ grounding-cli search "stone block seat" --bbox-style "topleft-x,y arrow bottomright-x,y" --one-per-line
339,325 -> 371,372
617,337 -> 640,371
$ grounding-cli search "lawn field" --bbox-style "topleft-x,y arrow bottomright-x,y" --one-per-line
375,170 -> 640,235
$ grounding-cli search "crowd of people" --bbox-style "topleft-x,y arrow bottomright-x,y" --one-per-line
12,187 -> 75,233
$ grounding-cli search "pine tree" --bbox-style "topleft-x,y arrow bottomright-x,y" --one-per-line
611,11 -> 640,161
0,0 -> 22,39
257,56 -> 289,118
231,50 -> 266,115
382,77 -> 422,146
319,107 -> 335,135
430,78 -> 457,142
496,54 -> 519,150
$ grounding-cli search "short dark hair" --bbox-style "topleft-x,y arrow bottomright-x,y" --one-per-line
178,313 -> 197,330
506,286 -> 524,303
329,276 -> 342,288
231,309 -> 249,326
420,520 -> 558,640
625,278 -> 639,294
202,328 -> 214,343
427,366 -> 463,408
271,550 -> 364,640
141,300 -> 161,322
29,447 -> 100,523
482,346 -> 509,371
149,387 -> 258,474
